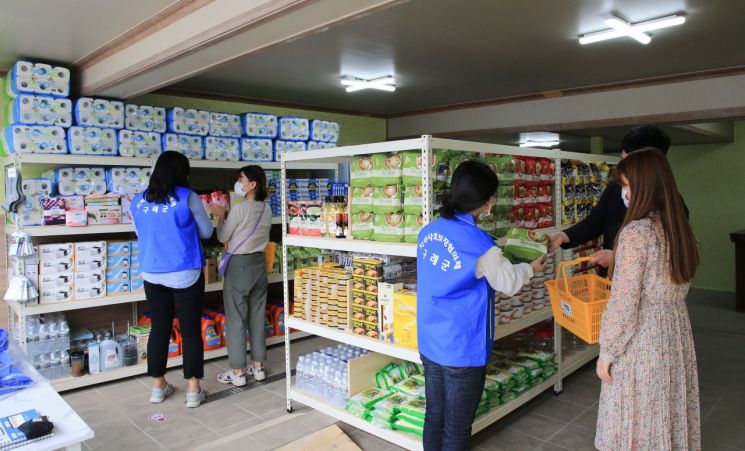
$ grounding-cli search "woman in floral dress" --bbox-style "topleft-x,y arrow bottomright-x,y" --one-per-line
595,148 -> 701,450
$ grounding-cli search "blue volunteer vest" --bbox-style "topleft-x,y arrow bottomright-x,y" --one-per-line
131,186 -> 204,273
417,212 -> 496,367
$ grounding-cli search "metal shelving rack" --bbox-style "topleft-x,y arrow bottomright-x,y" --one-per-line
4,154 -> 336,391
280,136 -> 620,450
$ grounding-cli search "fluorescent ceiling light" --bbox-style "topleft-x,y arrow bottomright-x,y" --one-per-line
579,14 -> 685,45
519,140 -> 559,148
340,76 -> 396,93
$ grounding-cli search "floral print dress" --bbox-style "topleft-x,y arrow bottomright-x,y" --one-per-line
595,217 -> 700,450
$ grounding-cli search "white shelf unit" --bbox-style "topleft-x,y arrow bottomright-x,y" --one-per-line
4,154 -> 335,392
280,136 -> 620,449
52,331 -> 311,392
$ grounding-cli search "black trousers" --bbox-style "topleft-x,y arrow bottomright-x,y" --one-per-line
144,273 -> 205,379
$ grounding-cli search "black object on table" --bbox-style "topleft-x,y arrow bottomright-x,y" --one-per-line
729,229 -> 745,312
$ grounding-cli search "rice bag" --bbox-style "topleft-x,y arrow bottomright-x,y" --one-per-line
396,412 -> 425,428
413,363 -> 425,374
370,405 -> 398,423
391,377 -> 426,400
403,185 -> 423,215
507,358 -> 541,371
502,228 -> 548,263
372,185 -> 403,214
348,387 -> 390,409
351,186 -> 375,213
351,156 -> 374,187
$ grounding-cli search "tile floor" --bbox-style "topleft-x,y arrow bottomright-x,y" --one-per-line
63,289 -> 745,450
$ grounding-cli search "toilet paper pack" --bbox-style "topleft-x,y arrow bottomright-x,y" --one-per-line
278,116 -> 310,141
54,167 -> 107,196
6,61 -> 70,98
162,133 -> 204,159
307,141 -> 337,151
22,178 -> 54,198
209,112 -> 242,137
241,138 -> 274,162
106,167 -> 152,195
16,196 -> 44,226
310,120 -> 340,143
242,112 -> 278,138
75,97 -> 125,129
68,126 -> 118,156
118,130 -> 162,158
125,104 -> 167,132
167,107 -> 210,136
10,94 -> 72,127
275,140 -> 307,156
205,136 -> 240,161
2,125 -> 67,154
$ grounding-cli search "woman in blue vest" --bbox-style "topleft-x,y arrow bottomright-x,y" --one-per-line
417,160 -> 545,450
131,151 -> 214,408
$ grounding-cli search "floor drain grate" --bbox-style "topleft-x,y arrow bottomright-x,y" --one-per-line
203,369 -> 295,403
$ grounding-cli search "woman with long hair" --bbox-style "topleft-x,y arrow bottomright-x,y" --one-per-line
131,151 -> 213,408
595,148 -> 700,450
417,160 -> 545,451
210,165 -> 273,385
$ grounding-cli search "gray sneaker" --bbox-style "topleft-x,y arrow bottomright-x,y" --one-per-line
247,366 -> 266,381
186,389 -> 207,408
150,384 -> 175,403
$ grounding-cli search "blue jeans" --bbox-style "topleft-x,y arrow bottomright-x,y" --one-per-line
421,354 -> 486,451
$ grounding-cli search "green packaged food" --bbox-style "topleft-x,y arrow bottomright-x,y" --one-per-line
348,387 -> 391,409
370,153 -> 403,187
516,350 -> 556,366
376,363 -> 404,389
396,412 -> 425,428
507,358 -> 540,371
403,214 -> 424,244
397,396 -> 427,420
503,228 -> 548,263
528,367 -> 544,380
351,211 -> 374,240
370,416 -> 394,429
403,185 -> 423,215
413,363 -> 425,375
391,377 -> 426,399
351,156 -> 374,187
393,419 -> 424,437
375,393 -> 411,412
372,213 -> 405,243
400,361 -> 420,378
370,407 -> 397,423
351,186 -> 375,213
410,373 -> 425,385
401,151 -> 424,187
345,403 -> 371,419
372,185 -> 403,214
501,391 -> 517,403
512,384 -> 530,395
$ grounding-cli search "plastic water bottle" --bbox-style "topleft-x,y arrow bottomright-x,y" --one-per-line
296,356 -> 306,391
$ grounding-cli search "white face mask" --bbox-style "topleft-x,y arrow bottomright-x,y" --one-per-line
234,180 -> 247,197
621,186 -> 630,208
478,201 -> 493,220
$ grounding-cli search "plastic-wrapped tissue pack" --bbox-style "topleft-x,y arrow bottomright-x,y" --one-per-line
308,141 -> 336,151
242,112 -> 278,138
67,126 -> 118,156
2,125 -> 67,154
209,112 -> 242,137
106,167 -> 152,194
205,136 -> 240,161
310,119 -> 339,143
6,61 -> 70,98
162,133 -> 204,159
278,116 -> 309,141
167,107 -> 210,136
125,104 -> 166,132
48,167 -> 107,196
118,130 -> 162,158
275,139 -> 307,155
75,97 -> 125,129
10,94 -> 72,127
241,138 -> 274,162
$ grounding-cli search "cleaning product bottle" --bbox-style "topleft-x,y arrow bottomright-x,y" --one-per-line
167,327 -> 181,358
265,306 -> 277,337
100,322 -> 122,372
202,315 -> 221,351
212,312 -> 226,347
274,307 -> 285,336
138,312 -> 151,326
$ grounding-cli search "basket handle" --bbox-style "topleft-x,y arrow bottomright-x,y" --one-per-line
556,257 -> 595,293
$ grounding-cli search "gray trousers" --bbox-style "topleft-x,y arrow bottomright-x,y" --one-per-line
223,253 -> 268,369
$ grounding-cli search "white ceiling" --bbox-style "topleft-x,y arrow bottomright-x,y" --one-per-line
0,0 -> 178,70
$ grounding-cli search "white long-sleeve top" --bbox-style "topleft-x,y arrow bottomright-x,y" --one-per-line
475,246 -> 534,296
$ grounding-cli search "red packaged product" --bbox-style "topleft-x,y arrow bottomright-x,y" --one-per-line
511,206 -> 525,228
523,205 -> 538,229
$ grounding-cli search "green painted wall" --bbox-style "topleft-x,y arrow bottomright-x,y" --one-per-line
667,121 -> 745,292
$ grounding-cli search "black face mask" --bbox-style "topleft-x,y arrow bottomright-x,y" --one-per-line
19,416 -> 54,439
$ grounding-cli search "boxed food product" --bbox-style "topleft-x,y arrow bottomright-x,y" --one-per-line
369,153 -> 402,187
373,213 -> 404,243
378,282 -> 402,343
503,228 -> 548,263
372,185 -> 403,214
393,289 -> 417,349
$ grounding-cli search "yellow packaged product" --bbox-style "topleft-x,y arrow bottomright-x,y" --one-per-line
393,289 -> 417,350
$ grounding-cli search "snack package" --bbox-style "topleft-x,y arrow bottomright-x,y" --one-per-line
403,185 -> 423,215
372,185 -> 403,214
503,228 -> 548,263
391,376 -> 426,399
376,363 -> 405,389
372,213 -> 404,243
351,186 -> 375,213
351,156 -> 374,187
401,151 -> 424,186
403,214 -> 424,244
397,412 -> 425,428
351,211 -> 374,240
370,153 -> 403,187
347,387 -> 391,409
393,419 -> 424,437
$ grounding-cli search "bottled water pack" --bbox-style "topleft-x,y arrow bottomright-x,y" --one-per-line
162,133 -> 204,159
205,136 -> 240,161
118,130 -> 162,158
6,61 -> 70,98
68,126 -> 118,156
48,167 -> 107,196
295,344 -> 369,406
106,167 -> 152,194
125,104 -> 167,132
275,139 -> 307,156
278,116 -> 310,141
167,107 -> 210,136
2,125 -> 67,154
242,112 -> 278,138
310,120 -> 339,143
75,97 -> 125,129
241,138 -> 274,162
209,112 -> 242,137
10,94 -> 72,127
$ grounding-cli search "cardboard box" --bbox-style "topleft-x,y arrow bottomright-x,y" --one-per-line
75,255 -> 105,272
129,264 -> 142,278
106,281 -> 130,294
39,243 -> 74,261
74,241 -> 106,258
106,267 -> 130,281
41,197 -> 65,226
106,254 -> 131,268
39,272 -> 74,288
393,289 -> 417,350
351,319 -> 378,338
40,258 -> 74,274
204,258 -> 217,284
40,279 -> 74,304
62,195 -> 85,210
74,269 -> 106,300
86,205 -> 122,225
378,282 -> 403,343
130,278 -> 144,292
106,241 -> 131,256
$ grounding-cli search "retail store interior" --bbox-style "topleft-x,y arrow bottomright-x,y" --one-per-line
0,0 -> 744,450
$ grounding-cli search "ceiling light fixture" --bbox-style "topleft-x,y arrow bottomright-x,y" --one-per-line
519,140 -> 560,148
579,14 -> 685,45
340,76 -> 396,93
